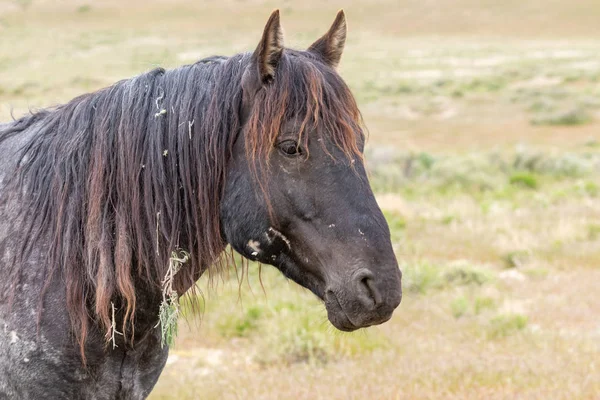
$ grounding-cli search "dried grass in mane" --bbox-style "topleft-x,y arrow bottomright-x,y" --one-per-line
0,50 -> 363,361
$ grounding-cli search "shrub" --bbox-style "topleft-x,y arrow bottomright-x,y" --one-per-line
77,5 -> 92,13
474,296 -> 496,315
255,308 -> 389,365
531,108 -> 592,126
383,210 -> 407,241
450,296 -> 469,318
403,262 -> 443,294
487,313 -> 528,339
217,305 -> 263,338
509,172 -> 538,189
442,262 -> 493,286
579,181 -> 599,197
501,250 -> 530,268
588,224 -> 600,240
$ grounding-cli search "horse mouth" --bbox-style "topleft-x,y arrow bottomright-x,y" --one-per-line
324,290 -> 363,332
324,285 -> 398,332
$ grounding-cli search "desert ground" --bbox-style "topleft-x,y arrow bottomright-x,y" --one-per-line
1,0 -> 599,398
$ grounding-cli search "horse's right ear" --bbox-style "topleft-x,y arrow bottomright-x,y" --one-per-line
308,10 -> 346,69
252,9 -> 284,85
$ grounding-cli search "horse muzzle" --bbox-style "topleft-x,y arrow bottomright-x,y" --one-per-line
324,267 -> 402,331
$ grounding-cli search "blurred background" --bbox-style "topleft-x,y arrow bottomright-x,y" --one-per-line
1,0 -> 599,398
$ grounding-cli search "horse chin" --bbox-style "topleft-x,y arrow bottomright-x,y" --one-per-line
327,312 -> 361,332
323,290 -> 363,332
322,279 -> 398,331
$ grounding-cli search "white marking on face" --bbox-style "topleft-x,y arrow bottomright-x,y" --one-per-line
247,240 -> 261,253
268,227 -> 291,249
328,224 -> 336,228
10,331 -> 19,344
359,229 -> 364,236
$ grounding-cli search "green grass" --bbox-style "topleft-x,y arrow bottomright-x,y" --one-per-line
255,309 -> 390,365
450,296 -> 469,318
587,224 -> 600,240
403,261 -> 443,294
579,181 -> 599,197
487,314 -> 528,339
501,250 -> 531,268
442,262 -> 494,286
532,108 -> 593,126
441,215 -> 457,225
474,296 -> 497,315
509,172 -> 538,189
368,148 -> 600,200
522,267 -> 549,280
450,294 -> 497,318
216,305 -> 263,338
77,5 -> 92,13
403,261 -> 495,294
382,210 -> 407,242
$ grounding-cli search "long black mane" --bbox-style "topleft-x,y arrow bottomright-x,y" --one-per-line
0,54 -> 251,357
0,49 -> 363,360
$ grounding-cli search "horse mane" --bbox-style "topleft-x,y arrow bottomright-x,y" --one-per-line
0,50 -> 363,361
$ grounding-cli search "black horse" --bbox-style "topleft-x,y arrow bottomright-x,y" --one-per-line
0,10 -> 401,399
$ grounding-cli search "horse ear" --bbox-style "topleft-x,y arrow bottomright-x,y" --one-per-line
308,10 -> 347,69
253,9 -> 284,84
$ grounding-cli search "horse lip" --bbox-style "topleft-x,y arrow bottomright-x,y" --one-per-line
336,322 -> 358,332
325,289 -> 360,331
325,285 -> 397,331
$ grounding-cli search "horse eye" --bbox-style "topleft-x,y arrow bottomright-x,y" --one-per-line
278,140 -> 301,156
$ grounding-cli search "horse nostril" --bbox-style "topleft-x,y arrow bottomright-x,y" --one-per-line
363,277 -> 383,307
355,270 -> 382,308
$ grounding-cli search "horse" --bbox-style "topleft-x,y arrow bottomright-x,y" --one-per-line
0,10 -> 402,399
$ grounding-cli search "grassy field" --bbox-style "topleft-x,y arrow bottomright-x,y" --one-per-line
1,0 -> 599,398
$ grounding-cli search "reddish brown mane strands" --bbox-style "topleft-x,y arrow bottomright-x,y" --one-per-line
0,50 -> 364,363
0,57 -> 245,361
246,50 -> 363,175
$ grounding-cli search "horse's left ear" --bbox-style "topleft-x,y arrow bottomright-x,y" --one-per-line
254,9 -> 284,84
308,10 -> 347,69
241,10 -> 284,117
